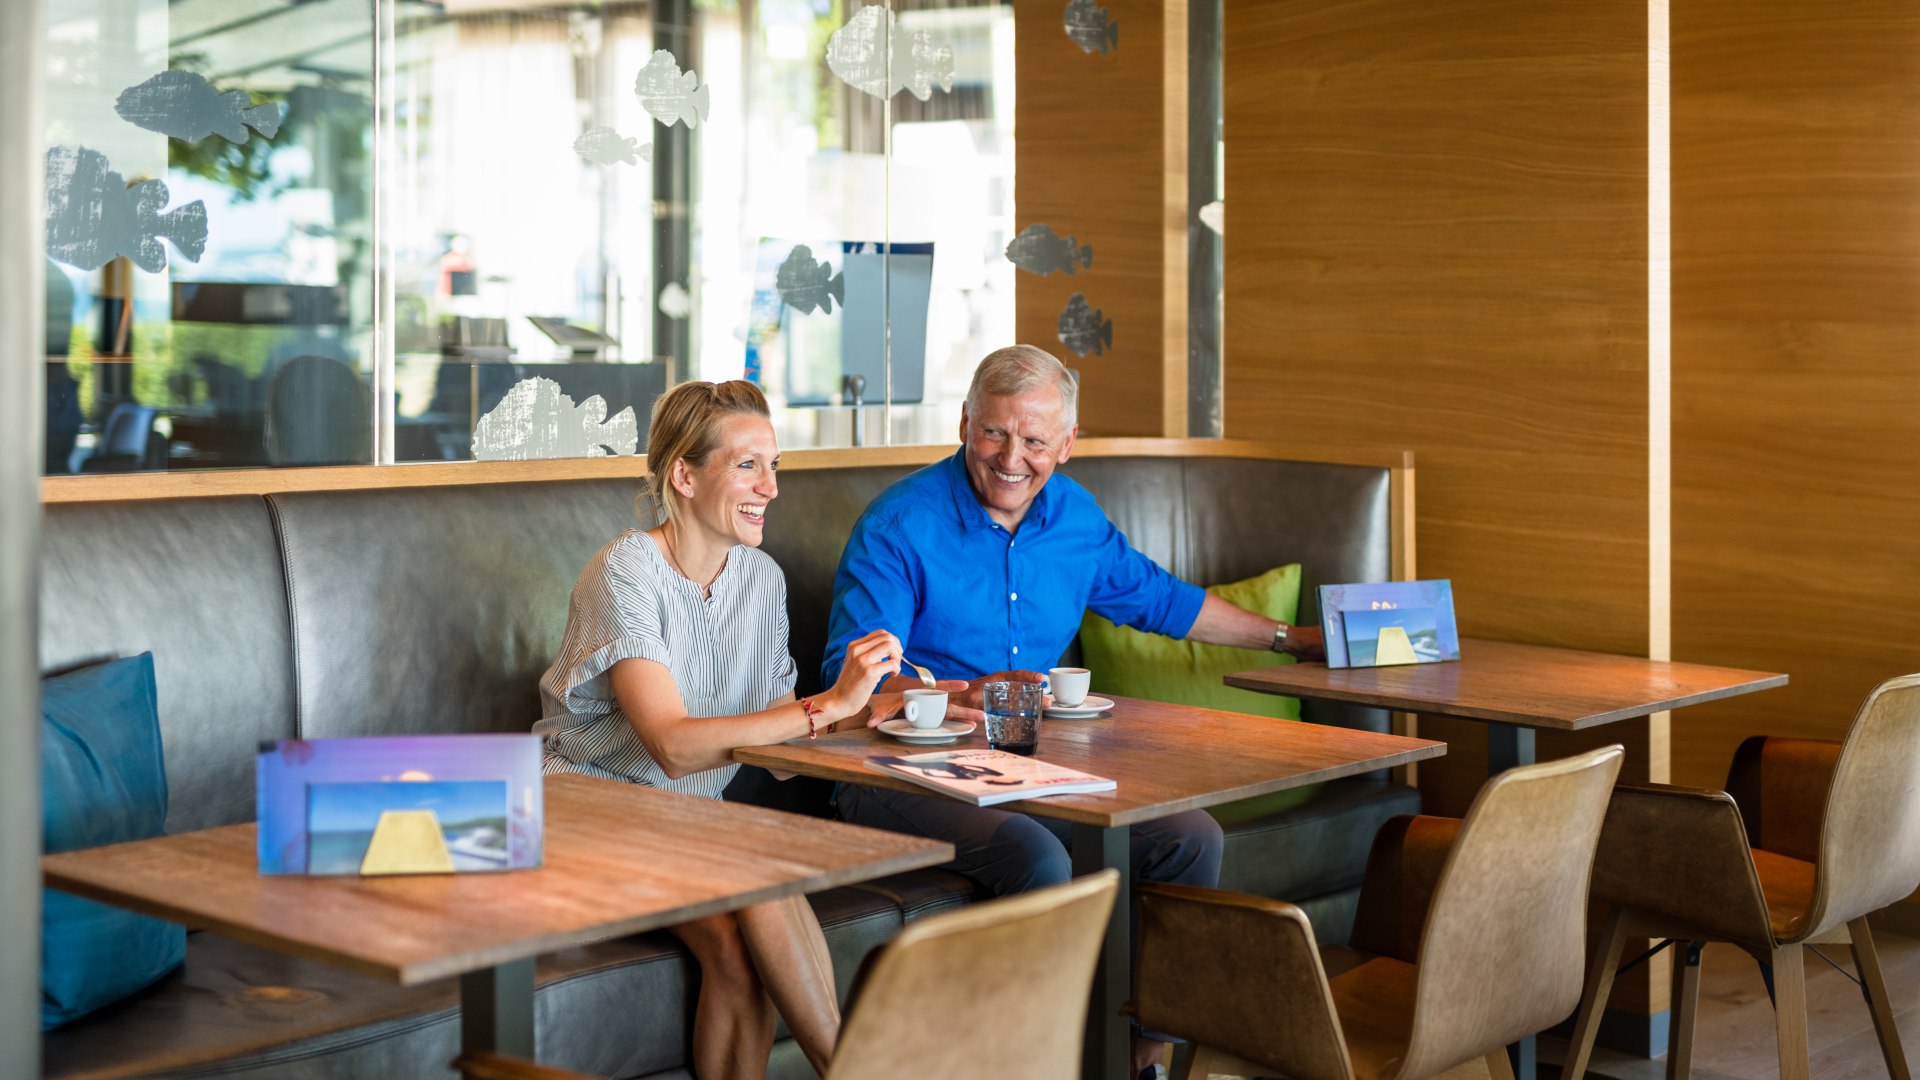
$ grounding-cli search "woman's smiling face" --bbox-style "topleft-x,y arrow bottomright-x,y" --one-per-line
677,412 -> 780,547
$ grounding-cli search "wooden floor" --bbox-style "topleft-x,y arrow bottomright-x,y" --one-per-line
1192,929 -> 1920,1080
1539,930 -> 1920,1080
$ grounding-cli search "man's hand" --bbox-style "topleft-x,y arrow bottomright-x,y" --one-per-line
1280,623 -> 1326,662
864,679 -> 971,727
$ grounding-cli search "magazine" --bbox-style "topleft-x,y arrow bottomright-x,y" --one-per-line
866,748 -> 1116,807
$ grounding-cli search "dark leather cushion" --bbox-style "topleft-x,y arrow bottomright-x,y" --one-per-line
1216,778 -> 1424,916
266,481 -> 639,739
40,497 -> 297,832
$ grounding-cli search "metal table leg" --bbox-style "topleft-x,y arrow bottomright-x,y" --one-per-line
1073,823 -> 1133,1080
1487,723 -> 1538,1080
460,957 -> 536,1057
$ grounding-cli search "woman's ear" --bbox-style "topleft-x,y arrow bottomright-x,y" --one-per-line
670,458 -> 695,498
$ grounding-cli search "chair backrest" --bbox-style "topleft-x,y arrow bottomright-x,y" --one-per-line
1400,745 -> 1623,1080
827,869 -> 1119,1080
99,402 -> 157,459
1808,673 -> 1920,938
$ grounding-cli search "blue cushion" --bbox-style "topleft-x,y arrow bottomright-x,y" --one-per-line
41,652 -> 185,1030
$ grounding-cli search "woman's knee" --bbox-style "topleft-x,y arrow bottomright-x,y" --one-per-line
674,914 -> 759,990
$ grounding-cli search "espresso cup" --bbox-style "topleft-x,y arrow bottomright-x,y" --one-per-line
903,688 -> 950,730
1048,667 -> 1091,708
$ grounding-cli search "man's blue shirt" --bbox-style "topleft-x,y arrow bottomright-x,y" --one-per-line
821,449 -> 1206,685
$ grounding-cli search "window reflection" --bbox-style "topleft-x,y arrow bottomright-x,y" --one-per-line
41,0 -> 1018,475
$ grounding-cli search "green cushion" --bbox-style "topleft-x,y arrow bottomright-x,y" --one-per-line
1080,564 -> 1320,818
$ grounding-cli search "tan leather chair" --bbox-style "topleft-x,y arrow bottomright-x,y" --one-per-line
1562,674 -> 1920,1080
1134,745 -> 1624,1080
454,868 -> 1119,1080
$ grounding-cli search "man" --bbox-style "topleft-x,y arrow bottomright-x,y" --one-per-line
820,344 -> 1323,1076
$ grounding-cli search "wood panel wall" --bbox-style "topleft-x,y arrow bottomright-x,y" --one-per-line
1222,0 -> 1671,1031
1013,0 -> 1186,437
1671,1 -> 1920,917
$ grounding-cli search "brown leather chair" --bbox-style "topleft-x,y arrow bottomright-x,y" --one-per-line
1562,674 -> 1920,1080
454,868 -> 1119,1080
1133,745 -> 1624,1080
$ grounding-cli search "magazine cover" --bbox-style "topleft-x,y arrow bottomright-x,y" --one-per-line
256,734 -> 542,875
1318,579 -> 1461,669
867,748 -> 1115,807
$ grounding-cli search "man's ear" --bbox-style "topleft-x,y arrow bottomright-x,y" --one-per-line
957,404 -> 970,446
1058,423 -> 1079,464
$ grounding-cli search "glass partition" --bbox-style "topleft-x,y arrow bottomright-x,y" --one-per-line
40,0 -> 1018,475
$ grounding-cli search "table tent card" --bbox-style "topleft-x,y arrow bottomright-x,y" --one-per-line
1318,580 -> 1462,669
257,734 -> 542,876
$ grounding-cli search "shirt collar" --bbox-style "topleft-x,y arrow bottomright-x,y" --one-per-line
941,447 -> 1056,533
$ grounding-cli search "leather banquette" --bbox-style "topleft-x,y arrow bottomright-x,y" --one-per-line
38,449 -> 1419,1079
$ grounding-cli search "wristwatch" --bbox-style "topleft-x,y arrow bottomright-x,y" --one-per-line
1270,622 -> 1290,654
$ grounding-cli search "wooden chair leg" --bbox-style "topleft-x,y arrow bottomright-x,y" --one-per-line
1849,917 -> 1912,1080
1772,943 -> 1810,1080
1484,1048 -> 1518,1080
1562,906 -> 1630,1080
1666,941 -> 1703,1080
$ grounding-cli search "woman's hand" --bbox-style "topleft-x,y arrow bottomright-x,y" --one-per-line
819,629 -> 903,722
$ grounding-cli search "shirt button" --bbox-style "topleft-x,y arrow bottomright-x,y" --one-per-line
1010,592 -> 1018,601
1012,646 -> 1020,655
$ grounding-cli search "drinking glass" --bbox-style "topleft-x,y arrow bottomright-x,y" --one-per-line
982,681 -> 1044,755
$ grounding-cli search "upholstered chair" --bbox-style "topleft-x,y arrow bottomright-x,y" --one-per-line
455,868 -> 1119,1080
1133,745 -> 1624,1080
1562,673 -> 1920,1080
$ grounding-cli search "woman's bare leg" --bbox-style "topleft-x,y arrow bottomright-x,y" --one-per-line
735,895 -> 840,1074
669,913 -> 778,1080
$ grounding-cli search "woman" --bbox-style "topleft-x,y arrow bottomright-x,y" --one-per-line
534,379 -> 902,1080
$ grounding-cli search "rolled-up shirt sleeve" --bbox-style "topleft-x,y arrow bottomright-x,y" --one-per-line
537,551 -> 673,724
822,509 -> 920,686
1084,515 -> 1206,640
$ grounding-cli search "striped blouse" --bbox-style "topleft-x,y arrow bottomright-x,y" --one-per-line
533,529 -> 798,798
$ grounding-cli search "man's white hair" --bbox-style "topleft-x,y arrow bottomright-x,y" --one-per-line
964,344 -> 1079,426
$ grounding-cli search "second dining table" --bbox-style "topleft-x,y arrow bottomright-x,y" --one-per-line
736,693 -> 1447,1080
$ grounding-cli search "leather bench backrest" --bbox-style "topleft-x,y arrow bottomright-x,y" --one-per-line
37,453 -> 1396,831
267,480 -> 639,740
41,497 -> 298,832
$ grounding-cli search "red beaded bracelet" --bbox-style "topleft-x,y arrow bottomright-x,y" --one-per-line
799,697 -> 824,739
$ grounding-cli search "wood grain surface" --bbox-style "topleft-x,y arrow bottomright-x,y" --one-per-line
735,695 -> 1444,827
1670,1 -> 1920,803
1013,0 -> 1187,437
1220,0 -> 1662,820
1224,639 -> 1785,731
40,775 -> 951,986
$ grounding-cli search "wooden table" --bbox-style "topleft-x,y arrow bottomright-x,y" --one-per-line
1225,637 -> 1788,1078
41,773 -> 952,1063
737,695 -> 1446,1080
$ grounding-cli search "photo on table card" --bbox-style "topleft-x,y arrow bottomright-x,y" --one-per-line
1342,605 -> 1440,667
256,733 -> 543,875
1318,580 -> 1461,669
306,780 -> 510,875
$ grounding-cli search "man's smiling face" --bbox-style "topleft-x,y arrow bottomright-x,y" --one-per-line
959,382 -> 1078,532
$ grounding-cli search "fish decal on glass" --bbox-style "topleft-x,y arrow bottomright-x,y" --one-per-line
1063,0 -> 1119,55
1057,293 -> 1113,357
45,145 -> 207,273
827,5 -> 956,102
573,126 -> 651,166
657,282 -> 692,319
472,377 -> 639,461
775,245 -> 845,315
114,70 -> 283,145
1005,223 -> 1092,276
634,50 -> 711,129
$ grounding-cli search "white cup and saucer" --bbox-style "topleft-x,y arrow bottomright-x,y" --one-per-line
1045,667 -> 1113,719
878,688 -> 976,743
